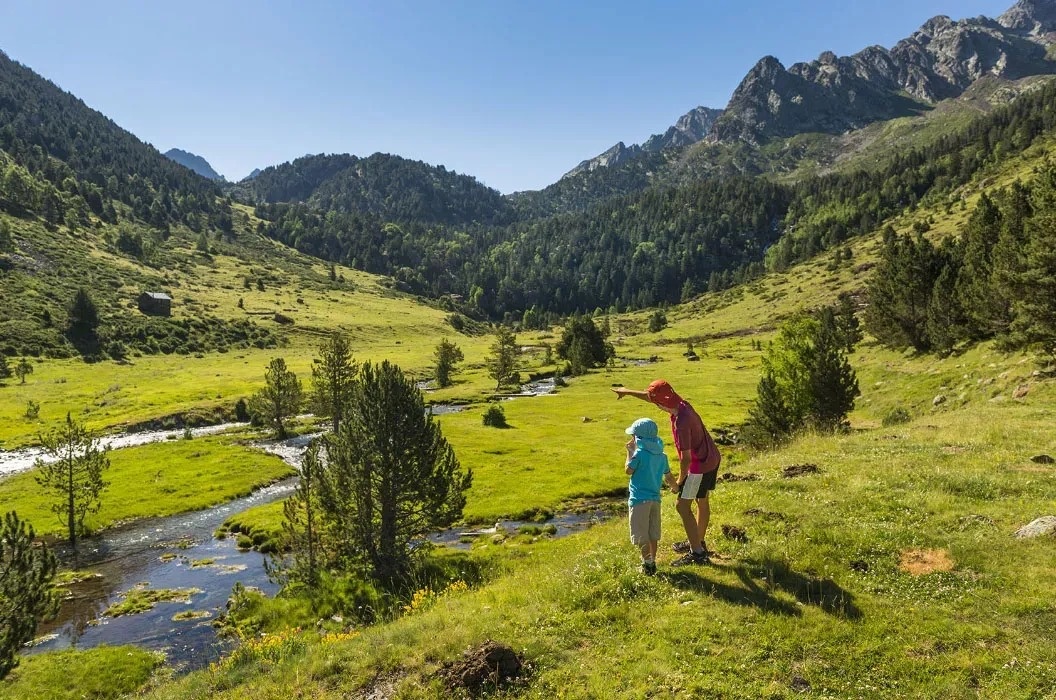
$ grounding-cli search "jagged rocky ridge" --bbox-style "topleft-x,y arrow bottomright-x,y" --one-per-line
562,106 -> 723,179
711,0 -> 1056,144
559,0 -> 1056,182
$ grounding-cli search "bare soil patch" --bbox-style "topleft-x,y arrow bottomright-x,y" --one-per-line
744,508 -> 786,521
783,463 -> 821,478
436,640 -> 525,695
721,524 -> 748,542
899,549 -> 955,576
721,472 -> 761,483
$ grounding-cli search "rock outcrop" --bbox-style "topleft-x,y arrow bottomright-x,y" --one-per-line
562,106 -> 722,179
712,2 -> 1056,144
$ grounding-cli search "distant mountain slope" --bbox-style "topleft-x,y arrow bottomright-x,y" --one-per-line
562,106 -> 723,179
232,152 -> 514,226
512,0 -> 1056,218
164,148 -> 224,181
711,3 -> 1056,144
0,50 -> 221,229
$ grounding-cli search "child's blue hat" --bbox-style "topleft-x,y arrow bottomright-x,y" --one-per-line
625,417 -> 659,439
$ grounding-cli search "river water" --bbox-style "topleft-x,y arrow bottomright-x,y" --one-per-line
25,453 -> 305,670
13,379 -> 591,671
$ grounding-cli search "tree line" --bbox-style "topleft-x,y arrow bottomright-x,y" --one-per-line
251,79 -> 1056,320
864,164 -> 1056,359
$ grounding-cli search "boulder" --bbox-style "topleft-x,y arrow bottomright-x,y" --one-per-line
1015,516 -> 1056,539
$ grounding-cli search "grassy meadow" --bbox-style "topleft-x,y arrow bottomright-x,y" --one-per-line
2,139 -> 1056,698
0,434 -> 294,539
124,378 -> 1055,700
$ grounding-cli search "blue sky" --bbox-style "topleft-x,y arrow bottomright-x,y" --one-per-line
2,0 -> 1015,193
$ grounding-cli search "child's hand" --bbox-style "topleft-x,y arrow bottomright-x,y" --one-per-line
625,438 -> 636,453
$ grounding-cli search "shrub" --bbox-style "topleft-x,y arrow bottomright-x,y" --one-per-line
882,407 -> 912,426
482,404 -> 507,428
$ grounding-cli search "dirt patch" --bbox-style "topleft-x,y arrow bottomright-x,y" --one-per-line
850,560 -> 869,573
436,640 -> 525,695
351,672 -> 401,700
899,549 -> 955,576
744,508 -> 786,521
721,524 -> 748,542
721,472 -> 761,483
783,463 -> 821,478
1031,454 -> 1055,465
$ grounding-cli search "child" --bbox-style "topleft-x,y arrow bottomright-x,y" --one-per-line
624,417 -> 676,575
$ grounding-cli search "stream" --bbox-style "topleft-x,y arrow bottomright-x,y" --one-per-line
12,379 -> 599,671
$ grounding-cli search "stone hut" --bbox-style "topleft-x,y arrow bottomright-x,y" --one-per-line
138,292 -> 172,317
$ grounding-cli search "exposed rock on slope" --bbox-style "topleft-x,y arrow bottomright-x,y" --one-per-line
712,3 -> 1056,144
562,106 -> 722,179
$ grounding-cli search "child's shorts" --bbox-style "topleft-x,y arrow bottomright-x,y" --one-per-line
629,500 -> 661,546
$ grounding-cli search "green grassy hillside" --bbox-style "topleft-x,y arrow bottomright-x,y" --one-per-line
5,132 -> 1053,699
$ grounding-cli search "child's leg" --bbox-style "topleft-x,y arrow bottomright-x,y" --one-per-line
630,504 -> 650,561
647,502 -> 660,562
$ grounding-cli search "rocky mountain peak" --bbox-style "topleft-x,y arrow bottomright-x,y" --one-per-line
562,141 -> 642,179
999,0 -> 1056,34
711,3 -> 1056,145
561,106 -> 722,180
919,15 -> 955,36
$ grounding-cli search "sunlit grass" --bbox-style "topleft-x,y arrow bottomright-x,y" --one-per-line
0,435 -> 294,538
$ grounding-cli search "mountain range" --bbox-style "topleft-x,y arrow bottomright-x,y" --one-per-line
559,0 -> 1056,186
2,0 -> 1056,344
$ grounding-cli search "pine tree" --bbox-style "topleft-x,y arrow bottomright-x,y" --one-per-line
267,439 -> 323,590
743,308 -> 859,445
0,511 -> 58,679
1006,169 -> 1056,358
0,219 -> 12,254
955,193 -> 1003,338
486,326 -> 519,389
433,338 -> 464,388
864,231 -> 942,351
13,357 -> 33,384
808,308 -> 861,430
67,288 -> 99,339
555,315 -> 612,374
990,181 -> 1033,335
0,354 -> 10,382
248,358 -> 303,439
926,260 -> 965,355
743,371 -> 795,447
310,334 -> 356,434
317,361 -> 471,584
33,414 -> 110,549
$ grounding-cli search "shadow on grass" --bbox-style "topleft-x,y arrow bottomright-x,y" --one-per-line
662,557 -> 862,620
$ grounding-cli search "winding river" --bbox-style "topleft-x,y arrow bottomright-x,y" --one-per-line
8,378 -> 602,671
